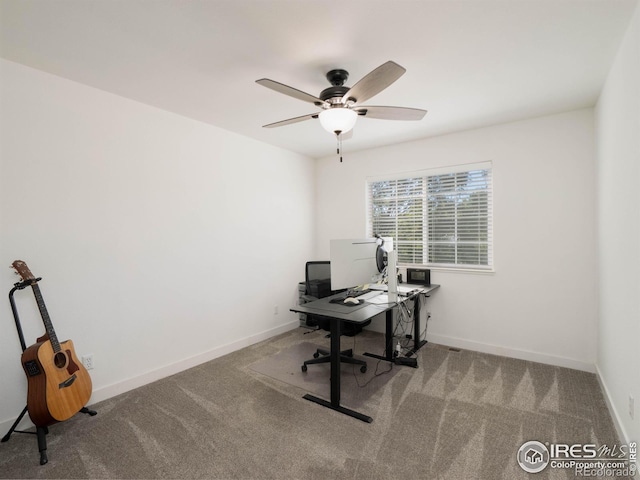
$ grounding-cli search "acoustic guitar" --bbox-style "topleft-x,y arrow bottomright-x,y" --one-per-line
12,260 -> 92,427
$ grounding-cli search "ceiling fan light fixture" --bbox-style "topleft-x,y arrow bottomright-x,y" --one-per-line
319,108 -> 357,135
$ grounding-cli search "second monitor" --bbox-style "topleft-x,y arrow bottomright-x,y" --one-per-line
330,238 -> 392,291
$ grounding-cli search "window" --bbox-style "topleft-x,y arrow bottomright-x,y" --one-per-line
367,163 -> 493,270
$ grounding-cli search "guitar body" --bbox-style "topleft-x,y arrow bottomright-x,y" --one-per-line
21,337 -> 92,427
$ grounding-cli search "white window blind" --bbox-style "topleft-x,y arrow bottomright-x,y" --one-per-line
367,165 -> 493,270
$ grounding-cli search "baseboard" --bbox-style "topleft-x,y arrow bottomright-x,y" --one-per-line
425,333 -> 596,373
595,364 -> 631,445
0,320 -> 299,435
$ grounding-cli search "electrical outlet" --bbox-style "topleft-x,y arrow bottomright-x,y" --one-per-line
274,305 -> 279,315
82,354 -> 94,370
629,395 -> 635,420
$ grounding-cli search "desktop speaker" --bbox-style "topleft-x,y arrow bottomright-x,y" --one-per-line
406,268 -> 431,286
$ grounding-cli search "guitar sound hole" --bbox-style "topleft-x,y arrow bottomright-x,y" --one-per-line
54,351 -> 68,369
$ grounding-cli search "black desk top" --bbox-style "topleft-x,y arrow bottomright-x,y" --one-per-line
290,284 -> 440,323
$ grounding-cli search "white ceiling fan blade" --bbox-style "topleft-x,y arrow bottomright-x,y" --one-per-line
262,113 -> 318,128
341,61 -> 406,105
256,79 -> 328,106
354,105 -> 427,121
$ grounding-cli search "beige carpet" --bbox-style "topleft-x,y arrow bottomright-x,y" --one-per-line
0,328 -> 625,479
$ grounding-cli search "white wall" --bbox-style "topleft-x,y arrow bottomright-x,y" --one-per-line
0,59 -> 315,432
316,109 -> 597,371
595,3 -> 640,445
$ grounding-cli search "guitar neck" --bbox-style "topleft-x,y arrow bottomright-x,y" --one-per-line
30,284 -> 61,353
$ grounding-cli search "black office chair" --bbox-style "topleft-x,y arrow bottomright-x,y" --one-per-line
300,261 -> 369,373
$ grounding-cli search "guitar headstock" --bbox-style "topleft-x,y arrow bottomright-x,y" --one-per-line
11,260 -> 37,283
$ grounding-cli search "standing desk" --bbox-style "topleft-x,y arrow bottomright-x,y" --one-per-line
290,284 -> 440,423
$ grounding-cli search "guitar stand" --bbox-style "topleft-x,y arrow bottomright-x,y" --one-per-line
2,279 -> 97,465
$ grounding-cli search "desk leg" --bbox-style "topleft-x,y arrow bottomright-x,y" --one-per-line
364,309 -> 394,362
330,317 -> 341,405
407,294 -> 428,356
303,318 -> 373,423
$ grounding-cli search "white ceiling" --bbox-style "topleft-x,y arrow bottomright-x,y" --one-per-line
1,0 -> 637,159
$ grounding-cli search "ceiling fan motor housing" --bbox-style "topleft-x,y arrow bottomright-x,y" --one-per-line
320,86 -> 349,103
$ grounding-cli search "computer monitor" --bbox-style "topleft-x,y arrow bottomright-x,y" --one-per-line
330,238 -> 392,291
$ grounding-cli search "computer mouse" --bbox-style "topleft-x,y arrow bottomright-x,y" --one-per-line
343,297 -> 360,305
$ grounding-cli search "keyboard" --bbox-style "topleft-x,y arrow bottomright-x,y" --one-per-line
357,291 -> 382,301
329,288 -> 375,303
350,288 -> 372,297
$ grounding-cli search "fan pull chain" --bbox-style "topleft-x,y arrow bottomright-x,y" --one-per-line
336,132 -> 343,163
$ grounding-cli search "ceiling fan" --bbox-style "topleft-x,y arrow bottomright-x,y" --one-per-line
256,60 -> 427,137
